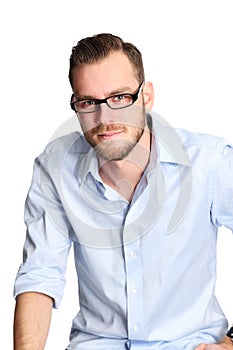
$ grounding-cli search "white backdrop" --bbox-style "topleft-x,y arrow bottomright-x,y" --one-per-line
1,1 -> 233,348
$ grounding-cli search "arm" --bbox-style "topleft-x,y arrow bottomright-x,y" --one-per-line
14,292 -> 53,350
195,144 -> 233,350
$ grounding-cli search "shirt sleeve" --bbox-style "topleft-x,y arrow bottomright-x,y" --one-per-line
13,151 -> 73,308
211,141 -> 233,232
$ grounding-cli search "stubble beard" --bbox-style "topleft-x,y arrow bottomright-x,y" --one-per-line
84,114 -> 146,162
94,127 -> 144,161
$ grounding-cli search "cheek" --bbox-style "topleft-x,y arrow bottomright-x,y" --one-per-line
112,105 -> 145,127
78,115 -> 96,133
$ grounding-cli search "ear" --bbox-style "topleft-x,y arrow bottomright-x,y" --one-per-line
142,81 -> 154,111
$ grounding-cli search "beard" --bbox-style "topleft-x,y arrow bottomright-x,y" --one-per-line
84,115 -> 146,161
94,129 -> 144,161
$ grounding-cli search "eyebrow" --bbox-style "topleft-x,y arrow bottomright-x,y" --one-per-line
73,86 -> 134,100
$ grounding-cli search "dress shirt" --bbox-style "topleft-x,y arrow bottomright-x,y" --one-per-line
14,114 -> 233,349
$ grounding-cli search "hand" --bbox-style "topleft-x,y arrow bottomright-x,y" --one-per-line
194,336 -> 233,350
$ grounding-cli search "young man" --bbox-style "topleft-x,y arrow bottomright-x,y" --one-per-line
13,33 -> 233,349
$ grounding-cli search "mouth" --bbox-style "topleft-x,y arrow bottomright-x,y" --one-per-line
97,130 -> 124,141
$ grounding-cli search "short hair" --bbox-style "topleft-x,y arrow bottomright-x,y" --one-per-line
69,33 -> 145,87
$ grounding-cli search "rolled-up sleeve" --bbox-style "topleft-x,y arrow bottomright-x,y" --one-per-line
14,152 -> 72,308
211,142 -> 233,232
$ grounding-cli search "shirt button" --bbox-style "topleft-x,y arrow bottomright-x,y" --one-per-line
129,251 -> 136,259
130,287 -> 137,294
133,325 -> 138,332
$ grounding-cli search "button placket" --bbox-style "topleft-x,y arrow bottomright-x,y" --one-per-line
123,235 -> 144,339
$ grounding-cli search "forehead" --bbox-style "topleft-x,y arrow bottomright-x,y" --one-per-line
71,52 -> 138,96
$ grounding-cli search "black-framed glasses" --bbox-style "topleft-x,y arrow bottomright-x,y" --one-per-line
70,82 -> 144,114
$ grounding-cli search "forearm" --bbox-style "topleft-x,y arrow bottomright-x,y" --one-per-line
14,292 -> 53,350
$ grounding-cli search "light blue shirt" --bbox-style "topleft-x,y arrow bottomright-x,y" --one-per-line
14,114 -> 233,349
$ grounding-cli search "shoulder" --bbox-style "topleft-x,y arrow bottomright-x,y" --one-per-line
151,113 -> 232,164
176,128 -> 232,156
43,131 -> 90,157
45,131 -> 90,154
36,131 -> 91,170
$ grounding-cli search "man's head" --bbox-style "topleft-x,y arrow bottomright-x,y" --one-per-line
69,33 -> 145,88
69,33 -> 154,162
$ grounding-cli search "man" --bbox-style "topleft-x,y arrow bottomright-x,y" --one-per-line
13,33 -> 233,349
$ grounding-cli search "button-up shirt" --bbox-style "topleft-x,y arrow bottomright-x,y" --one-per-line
14,114 -> 233,349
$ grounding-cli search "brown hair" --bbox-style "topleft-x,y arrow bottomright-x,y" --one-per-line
69,33 -> 145,87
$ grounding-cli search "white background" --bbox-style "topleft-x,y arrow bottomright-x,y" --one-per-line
1,0 -> 233,348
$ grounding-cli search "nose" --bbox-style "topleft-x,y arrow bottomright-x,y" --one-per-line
94,102 -> 115,125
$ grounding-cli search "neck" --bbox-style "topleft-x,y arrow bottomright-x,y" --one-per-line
98,127 -> 151,201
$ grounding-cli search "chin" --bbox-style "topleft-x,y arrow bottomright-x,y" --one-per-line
94,140 -> 137,162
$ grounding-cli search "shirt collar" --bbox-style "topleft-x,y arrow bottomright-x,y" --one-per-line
77,147 -> 101,185
152,113 -> 191,167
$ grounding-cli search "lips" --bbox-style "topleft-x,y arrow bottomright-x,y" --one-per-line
90,124 -> 126,138
97,130 -> 123,139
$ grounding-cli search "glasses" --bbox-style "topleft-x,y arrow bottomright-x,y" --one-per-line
70,82 -> 144,114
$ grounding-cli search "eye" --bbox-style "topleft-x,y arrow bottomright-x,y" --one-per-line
78,99 -> 97,109
114,94 -> 126,101
110,94 -> 132,104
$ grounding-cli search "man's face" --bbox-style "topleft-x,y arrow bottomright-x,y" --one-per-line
71,52 -> 148,161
